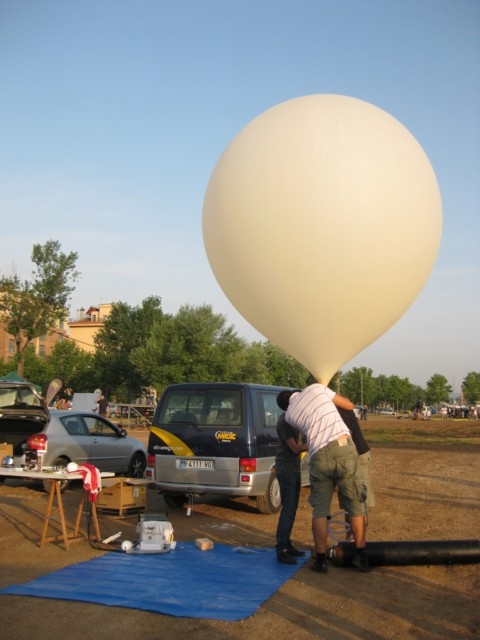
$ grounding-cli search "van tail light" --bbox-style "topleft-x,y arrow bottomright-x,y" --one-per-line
239,458 -> 257,473
27,433 -> 48,451
147,454 -> 156,467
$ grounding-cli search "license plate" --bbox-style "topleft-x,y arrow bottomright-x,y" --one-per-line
176,459 -> 214,470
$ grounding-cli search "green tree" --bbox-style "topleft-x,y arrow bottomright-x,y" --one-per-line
425,373 -> 451,406
48,339 -> 96,394
408,385 -> 425,412
227,341 -> 270,383
0,348 -> 49,389
384,375 -> 413,412
262,342 -> 314,387
329,371 -> 341,393
131,304 -> 247,390
22,346 -> 52,390
0,359 -> 12,377
462,372 -> 480,405
64,350 -> 96,394
0,240 -> 79,377
1,324 -> 94,399
94,296 -> 165,401
340,367 -> 375,406
372,374 -> 388,408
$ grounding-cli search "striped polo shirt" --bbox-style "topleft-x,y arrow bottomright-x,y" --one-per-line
285,383 -> 350,456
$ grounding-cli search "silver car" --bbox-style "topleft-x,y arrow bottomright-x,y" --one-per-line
0,382 -> 147,492
378,408 -> 397,416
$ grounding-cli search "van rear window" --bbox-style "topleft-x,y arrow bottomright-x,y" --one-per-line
157,389 -> 243,427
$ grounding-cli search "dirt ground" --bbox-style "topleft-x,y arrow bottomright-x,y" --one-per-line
0,417 -> 478,640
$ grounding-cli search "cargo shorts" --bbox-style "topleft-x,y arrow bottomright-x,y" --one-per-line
308,437 -> 367,518
338,450 -> 375,509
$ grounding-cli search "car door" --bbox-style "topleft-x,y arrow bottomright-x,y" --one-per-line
59,414 -> 92,465
83,414 -> 129,472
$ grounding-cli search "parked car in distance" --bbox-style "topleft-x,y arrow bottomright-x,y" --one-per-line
378,408 -> 397,416
108,403 -> 120,418
116,404 -> 155,420
0,382 -> 147,493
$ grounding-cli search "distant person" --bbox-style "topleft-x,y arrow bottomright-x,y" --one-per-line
414,398 -> 423,420
97,395 -> 110,418
274,412 -> 309,564
361,404 -> 368,421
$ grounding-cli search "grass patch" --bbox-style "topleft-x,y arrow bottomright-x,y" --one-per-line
361,416 -> 480,446
364,430 -> 480,446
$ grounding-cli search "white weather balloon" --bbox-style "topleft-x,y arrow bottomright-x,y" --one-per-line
203,95 -> 442,383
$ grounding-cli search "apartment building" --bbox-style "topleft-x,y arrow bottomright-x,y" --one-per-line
0,302 -> 112,363
0,319 -> 67,364
67,303 -> 113,353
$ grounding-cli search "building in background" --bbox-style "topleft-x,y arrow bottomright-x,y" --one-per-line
0,318 -> 67,364
67,303 -> 112,353
0,302 -> 112,363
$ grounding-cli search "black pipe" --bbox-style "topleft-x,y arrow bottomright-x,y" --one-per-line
327,539 -> 480,567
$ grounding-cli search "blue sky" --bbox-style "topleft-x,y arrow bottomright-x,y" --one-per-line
0,0 -> 478,391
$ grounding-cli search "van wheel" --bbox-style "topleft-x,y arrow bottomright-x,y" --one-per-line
164,493 -> 187,509
256,474 -> 281,514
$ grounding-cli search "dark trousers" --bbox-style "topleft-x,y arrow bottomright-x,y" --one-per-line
275,470 -> 301,552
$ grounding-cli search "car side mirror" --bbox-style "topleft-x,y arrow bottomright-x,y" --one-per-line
120,429 -> 128,437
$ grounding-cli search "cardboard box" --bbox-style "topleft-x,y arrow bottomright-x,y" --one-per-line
96,478 -> 150,518
195,537 -> 214,551
0,443 -> 13,458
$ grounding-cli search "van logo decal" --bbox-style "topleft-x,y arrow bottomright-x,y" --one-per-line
215,431 -> 237,442
150,426 -> 194,456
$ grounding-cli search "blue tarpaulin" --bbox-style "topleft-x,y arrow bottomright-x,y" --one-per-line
0,542 -> 307,621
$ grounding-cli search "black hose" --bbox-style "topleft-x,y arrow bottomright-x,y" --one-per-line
328,539 -> 480,566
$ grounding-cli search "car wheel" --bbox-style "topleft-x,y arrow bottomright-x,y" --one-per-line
127,452 -> 146,478
42,457 -> 70,493
164,493 -> 187,509
256,473 -> 281,514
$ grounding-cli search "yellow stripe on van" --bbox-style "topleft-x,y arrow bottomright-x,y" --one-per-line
150,426 -> 194,457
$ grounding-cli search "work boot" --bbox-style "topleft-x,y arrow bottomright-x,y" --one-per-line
310,554 -> 328,573
277,549 -> 297,565
288,544 -> 306,557
352,550 -> 371,572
